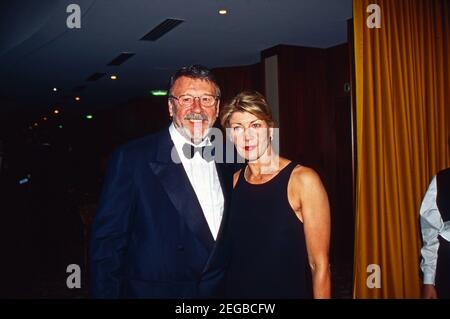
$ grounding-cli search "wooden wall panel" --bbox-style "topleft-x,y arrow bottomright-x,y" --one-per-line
213,63 -> 263,105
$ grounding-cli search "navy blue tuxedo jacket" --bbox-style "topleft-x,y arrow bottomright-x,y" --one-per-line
89,128 -> 235,298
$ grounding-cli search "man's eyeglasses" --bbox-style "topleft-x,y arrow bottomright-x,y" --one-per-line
169,94 -> 219,108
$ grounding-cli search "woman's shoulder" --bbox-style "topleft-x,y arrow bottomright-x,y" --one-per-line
289,163 -> 322,188
233,168 -> 243,188
233,169 -> 242,179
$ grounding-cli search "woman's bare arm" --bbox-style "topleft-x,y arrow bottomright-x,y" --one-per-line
290,166 -> 331,298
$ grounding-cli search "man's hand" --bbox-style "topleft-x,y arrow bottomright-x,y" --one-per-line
421,284 -> 438,299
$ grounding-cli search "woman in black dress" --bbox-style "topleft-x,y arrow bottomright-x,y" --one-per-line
220,91 -> 331,298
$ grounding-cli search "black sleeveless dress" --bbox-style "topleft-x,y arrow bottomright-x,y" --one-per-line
225,162 -> 309,298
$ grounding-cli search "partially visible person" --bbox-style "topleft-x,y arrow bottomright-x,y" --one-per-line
420,167 -> 450,299
220,91 -> 331,298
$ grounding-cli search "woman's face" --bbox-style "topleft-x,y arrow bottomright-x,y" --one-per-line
228,111 -> 272,162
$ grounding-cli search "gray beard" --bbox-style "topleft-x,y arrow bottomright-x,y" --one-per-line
173,120 -> 209,145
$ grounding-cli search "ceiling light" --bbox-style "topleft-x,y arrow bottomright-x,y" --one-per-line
219,9 -> 227,15
85,114 -> 93,120
53,87 -> 58,92
75,96 -> 80,101
43,117 -> 48,121
54,109 -> 60,114
110,75 -> 118,80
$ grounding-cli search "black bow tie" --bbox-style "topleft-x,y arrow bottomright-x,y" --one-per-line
182,143 -> 215,161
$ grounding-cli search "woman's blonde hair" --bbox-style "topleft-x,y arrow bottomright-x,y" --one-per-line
220,91 -> 276,128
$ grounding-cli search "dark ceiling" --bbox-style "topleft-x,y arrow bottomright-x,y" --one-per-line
0,0 -> 352,113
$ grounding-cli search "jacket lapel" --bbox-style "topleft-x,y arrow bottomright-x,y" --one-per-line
213,162 -> 231,242
148,130 -> 215,253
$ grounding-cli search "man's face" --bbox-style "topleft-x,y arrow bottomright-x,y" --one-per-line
169,76 -> 219,144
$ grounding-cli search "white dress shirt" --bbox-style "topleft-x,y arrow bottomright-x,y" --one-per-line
420,176 -> 450,285
169,123 -> 224,240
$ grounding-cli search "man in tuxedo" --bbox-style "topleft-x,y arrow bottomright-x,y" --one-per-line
89,65 -> 234,298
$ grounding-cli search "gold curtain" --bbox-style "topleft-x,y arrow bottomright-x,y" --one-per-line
353,0 -> 450,298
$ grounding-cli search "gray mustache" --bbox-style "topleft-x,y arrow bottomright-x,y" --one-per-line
184,113 -> 208,121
